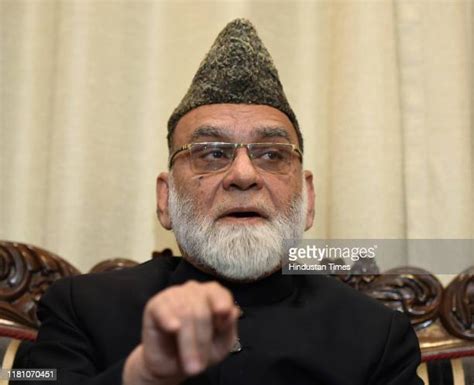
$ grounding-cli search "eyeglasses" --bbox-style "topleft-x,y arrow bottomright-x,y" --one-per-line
169,142 -> 303,174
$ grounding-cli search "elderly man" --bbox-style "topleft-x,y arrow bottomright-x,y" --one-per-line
22,19 -> 423,385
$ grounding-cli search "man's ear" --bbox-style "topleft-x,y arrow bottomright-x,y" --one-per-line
156,172 -> 172,230
303,170 -> 315,231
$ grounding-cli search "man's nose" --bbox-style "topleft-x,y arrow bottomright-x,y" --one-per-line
222,147 -> 264,191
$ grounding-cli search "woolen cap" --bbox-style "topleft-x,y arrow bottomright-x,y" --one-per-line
167,18 -> 303,152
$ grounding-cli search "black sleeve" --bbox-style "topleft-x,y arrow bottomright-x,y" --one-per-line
18,278 -> 126,385
367,311 -> 425,385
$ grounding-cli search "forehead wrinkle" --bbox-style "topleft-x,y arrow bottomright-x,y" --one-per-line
189,125 -> 294,144
190,125 -> 233,142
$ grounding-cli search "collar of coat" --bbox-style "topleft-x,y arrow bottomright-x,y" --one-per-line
168,257 -> 296,307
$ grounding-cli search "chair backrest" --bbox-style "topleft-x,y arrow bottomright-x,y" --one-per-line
0,240 -> 142,329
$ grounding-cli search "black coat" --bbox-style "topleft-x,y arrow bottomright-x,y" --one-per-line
20,256 -> 423,385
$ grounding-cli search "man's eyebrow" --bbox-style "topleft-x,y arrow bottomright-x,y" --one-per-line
190,126 -> 231,141
255,127 -> 291,142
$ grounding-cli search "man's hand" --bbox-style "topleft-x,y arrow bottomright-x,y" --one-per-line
123,281 -> 240,385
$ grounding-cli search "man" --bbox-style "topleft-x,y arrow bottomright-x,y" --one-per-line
22,19 -> 423,384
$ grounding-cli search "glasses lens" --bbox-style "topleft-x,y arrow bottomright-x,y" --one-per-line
190,143 -> 234,173
249,144 -> 293,173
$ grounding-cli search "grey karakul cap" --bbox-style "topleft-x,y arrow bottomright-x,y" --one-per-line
167,18 -> 303,152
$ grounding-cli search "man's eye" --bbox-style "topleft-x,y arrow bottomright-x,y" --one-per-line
209,150 -> 225,159
260,150 -> 284,161
200,149 -> 228,160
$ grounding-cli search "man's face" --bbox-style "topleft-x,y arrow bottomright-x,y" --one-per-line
157,104 -> 315,280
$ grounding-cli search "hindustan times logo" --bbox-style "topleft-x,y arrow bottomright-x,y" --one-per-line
288,244 -> 378,262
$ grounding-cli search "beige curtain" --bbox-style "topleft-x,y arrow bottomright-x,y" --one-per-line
1,0 -> 473,273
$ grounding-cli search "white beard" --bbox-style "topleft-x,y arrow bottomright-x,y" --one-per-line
168,176 -> 308,281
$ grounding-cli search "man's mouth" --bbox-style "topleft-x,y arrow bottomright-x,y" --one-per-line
218,208 -> 269,222
227,211 -> 261,218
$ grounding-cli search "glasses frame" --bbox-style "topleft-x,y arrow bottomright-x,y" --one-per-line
168,142 -> 303,174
